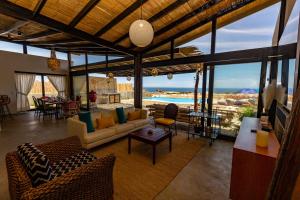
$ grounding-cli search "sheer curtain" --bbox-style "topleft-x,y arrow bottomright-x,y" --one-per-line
15,73 -> 36,112
73,76 -> 86,97
47,75 -> 67,97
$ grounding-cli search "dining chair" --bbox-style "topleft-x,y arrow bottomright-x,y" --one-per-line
37,98 -> 55,120
154,103 -> 178,135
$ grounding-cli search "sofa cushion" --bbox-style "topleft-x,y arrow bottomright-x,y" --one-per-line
116,107 -> 127,124
130,119 -> 149,128
52,150 -> 96,179
17,143 -> 53,187
128,110 -> 141,121
115,123 -> 135,133
96,115 -> 115,129
91,112 -> 101,129
78,112 -> 95,133
84,127 -> 116,144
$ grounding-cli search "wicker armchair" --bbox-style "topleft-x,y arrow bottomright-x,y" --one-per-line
6,136 -> 115,200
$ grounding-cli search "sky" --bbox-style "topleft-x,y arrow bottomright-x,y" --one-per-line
0,1 -> 299,89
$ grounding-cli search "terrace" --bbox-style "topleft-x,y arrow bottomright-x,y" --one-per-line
0,0 -> 299,199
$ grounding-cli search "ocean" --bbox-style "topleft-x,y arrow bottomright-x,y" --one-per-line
144,87 -> 294,94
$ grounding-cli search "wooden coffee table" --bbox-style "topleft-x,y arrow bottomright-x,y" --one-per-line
128,126 -> 172,165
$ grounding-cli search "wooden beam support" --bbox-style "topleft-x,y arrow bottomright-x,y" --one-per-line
85,52 -> 90,110
113,0 -> 188,44
281,58 -> 289,105
23,44 -> 27,54
257,59 -> 268,117
278,0 -> 287,42
207,18 -> 216,115
143,0 -> 254,53
68,52 -> 74,99
293,15 -> 300,94
94,0 -> 148,37
170,40 -> 175,60
134,53 -> 143,108
18,30 -> 58,41
69,0 -> 101,28
41,75 -> 45,97
0,20 -> 28,35
33,0 -> 46,16
201,64 -> 208,112
0,1 -> 134,55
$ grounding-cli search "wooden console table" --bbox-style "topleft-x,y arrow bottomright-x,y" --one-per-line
230,117 -> 280,200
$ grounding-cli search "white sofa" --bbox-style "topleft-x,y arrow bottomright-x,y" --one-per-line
67,107 -> 149,149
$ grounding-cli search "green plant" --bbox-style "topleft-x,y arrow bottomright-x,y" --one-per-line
239,107 -> 255,121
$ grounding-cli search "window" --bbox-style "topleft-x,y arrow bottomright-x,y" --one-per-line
88,54 -> 105,64
279,0 -> 300,45
0,41 -> 23,53
71,53 -> 85,66
27,46 -> 50,57
216,3 -> 280,53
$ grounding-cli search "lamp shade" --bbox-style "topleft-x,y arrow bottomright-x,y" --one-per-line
167,73 -> 173,80
129,19 -> 154,47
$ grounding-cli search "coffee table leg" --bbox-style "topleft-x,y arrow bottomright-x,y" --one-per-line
152,144 -> 156,165
128,135 -> 131,154
169,134 -> 172,152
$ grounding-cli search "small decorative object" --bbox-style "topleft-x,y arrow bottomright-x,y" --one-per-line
129,0 -> 154,47
151,68 -> 158,77
147,130 -> 153,135
256,130 -> 269,148
262,80 -> 276,113
167,73 -> 173,80
47,49 -> 60,71
127,76 -> 131,81
89,90 -> 97,102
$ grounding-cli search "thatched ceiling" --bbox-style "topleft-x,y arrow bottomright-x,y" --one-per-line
0,0 -> 279,56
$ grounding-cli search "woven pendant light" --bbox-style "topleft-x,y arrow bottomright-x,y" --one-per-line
48,49 -> 60,71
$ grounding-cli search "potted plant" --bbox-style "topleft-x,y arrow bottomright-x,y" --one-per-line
89,90 -> 97,102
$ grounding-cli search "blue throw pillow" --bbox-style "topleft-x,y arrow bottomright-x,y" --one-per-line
116,107 -> 127,124
78,112 -> 95,133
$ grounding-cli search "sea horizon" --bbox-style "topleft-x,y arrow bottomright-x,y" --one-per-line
144,87 -> 294,95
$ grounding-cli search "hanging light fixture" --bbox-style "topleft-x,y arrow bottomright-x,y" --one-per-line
48,49 -> 60,71
129,0 -> 154,47
167,73 -> 173,80
106,72 -> 114,83
127,76 -> 132,81
151,68 -> 158,77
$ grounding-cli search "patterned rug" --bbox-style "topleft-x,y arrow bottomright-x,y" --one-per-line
92,132 -> 206,200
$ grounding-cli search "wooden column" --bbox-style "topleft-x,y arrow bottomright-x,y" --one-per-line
201,64 -> 208,112
67,52 -> 74,99
281,58 -> 289,105
23,44 -> 27,54
134,53 -> 143,108
207,18 -> 216,115
257,59 -> 268,117
41,75 -> 45,97
85,52 -> 89,110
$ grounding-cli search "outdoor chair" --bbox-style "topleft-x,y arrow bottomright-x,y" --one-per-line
6,136 -> 115,200
154,103 -> 178,135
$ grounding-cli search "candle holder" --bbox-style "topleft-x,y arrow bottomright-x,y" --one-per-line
256,130 -> 269,148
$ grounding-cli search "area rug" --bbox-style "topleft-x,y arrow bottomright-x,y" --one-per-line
92,133 -> 206,200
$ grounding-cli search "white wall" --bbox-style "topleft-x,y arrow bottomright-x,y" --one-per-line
0,50 -> 69,113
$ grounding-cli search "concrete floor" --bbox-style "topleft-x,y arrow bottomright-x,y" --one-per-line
0,112 -> 233,200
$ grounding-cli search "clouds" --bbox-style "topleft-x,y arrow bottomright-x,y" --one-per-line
219,27 -> 274,36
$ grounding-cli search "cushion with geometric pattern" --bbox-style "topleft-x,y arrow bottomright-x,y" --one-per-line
17,143 -> 53,187
51,150 -> 97,179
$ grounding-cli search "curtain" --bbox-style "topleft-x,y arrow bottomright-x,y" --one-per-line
73,76 -> 86,97
15,73 -> 36,112
47,75 -> 67,97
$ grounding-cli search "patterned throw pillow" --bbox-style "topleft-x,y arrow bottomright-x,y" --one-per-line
17,143 -> 53,187
52,150 -> 97,179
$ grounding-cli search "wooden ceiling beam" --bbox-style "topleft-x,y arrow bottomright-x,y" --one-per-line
0,0 -> 134,55
16,29 -> 57,40
143,0 -> 254,53
113,0 -> 188,44
69,0 -> 101,28
33,0 -> 46,16
29,39 -> 85,45
94,0 -> 149,37
0,20 -> 29,35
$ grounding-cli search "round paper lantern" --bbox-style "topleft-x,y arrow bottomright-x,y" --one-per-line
127,76 -> 131,81
129,19 -> 154,47
167,73 -> 173,80
151,68 -> 158,77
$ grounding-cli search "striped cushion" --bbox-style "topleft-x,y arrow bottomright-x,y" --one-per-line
17,143 -> 53,187
52,150 -> 96,179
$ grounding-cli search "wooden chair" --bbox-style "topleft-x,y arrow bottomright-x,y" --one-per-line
154,103 -> 178,135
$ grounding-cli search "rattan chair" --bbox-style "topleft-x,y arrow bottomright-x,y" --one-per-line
6,136 -> 115,200
154,103 -> 179,135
